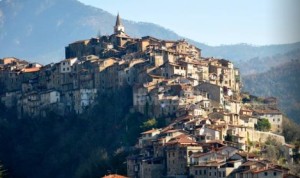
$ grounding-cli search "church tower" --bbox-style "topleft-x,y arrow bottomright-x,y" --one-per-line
114,13 -> 125,35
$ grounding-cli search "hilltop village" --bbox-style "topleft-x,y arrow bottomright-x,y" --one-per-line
0,14 -> 298,178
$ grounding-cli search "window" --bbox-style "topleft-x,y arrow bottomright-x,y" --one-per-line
199,170 -> 202,175
195,170 -> 198,175
274,172 -> 277,176
204,170 -> 206,175
209,172 -> 211,176
264,172 -> 268,176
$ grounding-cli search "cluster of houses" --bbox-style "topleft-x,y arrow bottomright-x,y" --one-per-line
0,14 -> 297,178
128,118 -> 297,178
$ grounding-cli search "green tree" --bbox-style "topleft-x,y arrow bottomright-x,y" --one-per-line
144,101 -> 149,117
247,132 -> 253,152
224,134 -> 233,142
282,116 -> 300,142
255,118 -> 271,131
141,118 -> 157,130
263,137 -> 283,163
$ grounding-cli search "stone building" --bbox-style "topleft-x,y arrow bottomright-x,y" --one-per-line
253,109 -> 283,133
165,134 -> 202,177
65,14 -> 136,59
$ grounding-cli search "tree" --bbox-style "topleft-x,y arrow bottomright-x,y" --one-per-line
282,116 -> 300,142
255,118 -> 271,131
224,134 -> 233,142
263,137 -> 282,163
140,118 -> 157,130
144,101 -> 149,117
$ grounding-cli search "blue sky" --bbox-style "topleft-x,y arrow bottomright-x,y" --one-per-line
78,0 -> 300,46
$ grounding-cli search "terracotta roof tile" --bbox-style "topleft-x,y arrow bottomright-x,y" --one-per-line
22,67 -> 41,73
102,174 -> 128,178
141,129 -> 160,134
166,134 -> 197,145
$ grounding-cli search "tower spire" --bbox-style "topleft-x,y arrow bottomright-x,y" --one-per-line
114,13 -> 125,35
115,13 -> 122,26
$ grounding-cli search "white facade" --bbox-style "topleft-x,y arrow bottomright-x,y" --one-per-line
254,111 -> 283,133
74,89 -> 97,113
80,89 -> 97,107
40,90 -> 60,104
60,58 -> 78,73
195,126 -> 220,141
138,129 -> 161,148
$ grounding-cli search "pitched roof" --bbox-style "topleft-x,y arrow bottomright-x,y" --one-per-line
193,161 -> 226,167
22,67 -> 41,73
166,134 -> 197,145
162,129 -> 180,134
284,143 -> 295,148
235,152 -> 258,158
102,174 -> 128,178
252,167 -> 283,174
191,151 -> 214,158
141,129 -> 160,135
241,160 -> 266,167
253,109 -> 282,115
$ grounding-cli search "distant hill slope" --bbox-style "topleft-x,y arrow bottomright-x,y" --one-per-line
243,59 -> 300,123
0,0 -> 184,63
200,42 -> 300,64
238,48 -> 300,75
1,0 -> 300,65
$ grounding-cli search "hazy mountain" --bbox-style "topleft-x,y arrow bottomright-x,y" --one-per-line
0,0 -> 183,63
1,0 -> 300,66
243,59 -> 300,123
238,48 -> 300,75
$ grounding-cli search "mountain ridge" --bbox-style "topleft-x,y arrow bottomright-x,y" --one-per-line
243,59 -> 300,123
1,0 -> 300,65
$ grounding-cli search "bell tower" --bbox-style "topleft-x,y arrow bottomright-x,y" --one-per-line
114,13 -> 125,35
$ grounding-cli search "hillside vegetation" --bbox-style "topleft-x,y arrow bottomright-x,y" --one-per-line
238,48 -> 300,75
0,88 -> 152,178
243,59 -> 300,123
